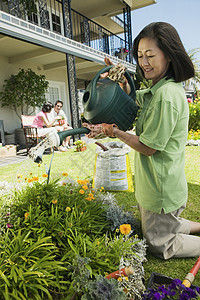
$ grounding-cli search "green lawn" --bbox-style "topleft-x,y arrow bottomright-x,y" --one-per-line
0,142 -> 200,287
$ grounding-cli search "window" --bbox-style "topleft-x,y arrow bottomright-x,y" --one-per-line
52,13 -> 61,34
48,87 -> 60,104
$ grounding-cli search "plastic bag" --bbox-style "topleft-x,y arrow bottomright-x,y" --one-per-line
92,141 -> 134,192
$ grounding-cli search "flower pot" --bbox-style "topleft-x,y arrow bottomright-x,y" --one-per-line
115,52 -> 128,60
76,146 -> 86,152
5,133 -> 15,145
15,128 -> 26,145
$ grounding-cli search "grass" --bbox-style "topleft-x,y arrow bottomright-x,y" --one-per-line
0,141 -> 200,288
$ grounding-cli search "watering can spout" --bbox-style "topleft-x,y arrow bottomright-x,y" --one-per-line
28,127 -> 90,163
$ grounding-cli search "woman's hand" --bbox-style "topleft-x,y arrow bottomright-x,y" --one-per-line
101,57 -> 131,95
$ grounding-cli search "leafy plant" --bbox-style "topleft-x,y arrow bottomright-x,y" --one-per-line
0,176 -> 146,298
82,275 -> 126,300
0,68 -> 49,121
188,98 -> 200,131
0,229 -> 66,299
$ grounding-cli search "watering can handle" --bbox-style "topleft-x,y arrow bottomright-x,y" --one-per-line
91,65 -> 136,100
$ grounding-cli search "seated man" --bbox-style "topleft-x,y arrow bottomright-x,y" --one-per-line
47,100 -> 73,149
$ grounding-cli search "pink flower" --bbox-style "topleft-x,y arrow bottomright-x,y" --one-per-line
6,223 -> 13,228
187,98 -> 192,103
123,48 -> 129,53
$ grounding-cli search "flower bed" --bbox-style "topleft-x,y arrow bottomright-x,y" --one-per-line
187,129 -> 200,146
0,174 -> 147,299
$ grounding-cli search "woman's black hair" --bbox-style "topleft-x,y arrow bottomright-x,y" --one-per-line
42,102 -> 54,113
132,22 -> 195,82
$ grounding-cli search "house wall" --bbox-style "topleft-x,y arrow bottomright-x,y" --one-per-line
0,56 -> 70,134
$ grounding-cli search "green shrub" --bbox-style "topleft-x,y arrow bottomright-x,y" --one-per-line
188,98 -> 200,131
0,229 -> 66,299
0,177 -> 145,299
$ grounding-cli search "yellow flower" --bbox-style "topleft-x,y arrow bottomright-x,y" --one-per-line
62,172 -> 68,176
42,174 -> 48,178
125,277 -> 129,281
80,212 -> 83,215
116,228 -> 119,233
27,178 -> 33,183
88,193 -> 95,200
77,179 -> 84,185
79,189 -> 84,194
117,277 -> 122,282
101,186 -> 104,190
82,185 -> 88,190
85,194 -> 95,201
32,176 -> 39,181
66,207 -> 71,212
38,164 -> 41,167
17,174 -> 23,178
120,224 -> 131,235
52,199 -> 58,204
96,240 -> 100,245
24,212 -> 29,220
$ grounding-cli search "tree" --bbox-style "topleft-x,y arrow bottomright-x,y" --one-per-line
0,69 -> 49,121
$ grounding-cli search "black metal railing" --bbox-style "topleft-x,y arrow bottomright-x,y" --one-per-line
0,0 -> 129,61
71,9 -> 127,59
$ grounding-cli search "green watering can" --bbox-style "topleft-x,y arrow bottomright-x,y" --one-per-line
29,66 -> 138,163
82,65 -> 138,131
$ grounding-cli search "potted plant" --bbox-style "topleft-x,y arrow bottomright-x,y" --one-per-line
74,139 -> 86,152
115,47 -> 129,60
0,68 -> 49,145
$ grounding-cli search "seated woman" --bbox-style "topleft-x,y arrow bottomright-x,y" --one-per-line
32,102 -> 67,152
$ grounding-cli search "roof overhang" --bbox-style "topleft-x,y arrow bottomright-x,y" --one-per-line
124,0 -> 157,10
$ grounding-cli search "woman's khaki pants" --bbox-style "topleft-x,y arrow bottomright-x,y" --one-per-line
138,203 -> 200,259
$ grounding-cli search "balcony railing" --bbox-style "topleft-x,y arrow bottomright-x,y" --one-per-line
0,0 -> 129,61
71,9 -> 128,60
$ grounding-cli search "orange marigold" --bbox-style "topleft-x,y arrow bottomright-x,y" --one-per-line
119,224 -> 131,235
24,212 -> 29,220
82,185 -> 88,190
52,199 -> 58,204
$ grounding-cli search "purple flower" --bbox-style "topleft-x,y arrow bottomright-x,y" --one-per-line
142,279 -> 199,299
